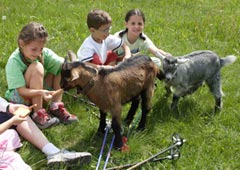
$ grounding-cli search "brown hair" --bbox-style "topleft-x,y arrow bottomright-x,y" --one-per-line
87,9 -> 112,29
119,9 -> 146,40
18,22 -> 48,47
18,22 -> 48,65
124,8 -> 145,23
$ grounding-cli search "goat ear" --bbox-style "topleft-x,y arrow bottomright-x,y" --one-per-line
167,56 -> 177,64
71,68 -> 79,81
68,50 -> 77,62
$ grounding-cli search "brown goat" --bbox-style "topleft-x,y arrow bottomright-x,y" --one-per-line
61,51 -> 158,149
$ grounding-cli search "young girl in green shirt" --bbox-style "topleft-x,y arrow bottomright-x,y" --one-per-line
5,22 -> 78,129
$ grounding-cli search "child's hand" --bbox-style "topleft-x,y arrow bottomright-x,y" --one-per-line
9,104 -> 29,114
11,114 -> 27,125
13,104 -> 37,117
164,52 -> 173,57
42,90 -> 54,102
123,54 -> 131,60
131,52 -> 141,57
100,65 -> 114,69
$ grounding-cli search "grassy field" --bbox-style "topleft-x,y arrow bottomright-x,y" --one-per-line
1,0 -> 240,169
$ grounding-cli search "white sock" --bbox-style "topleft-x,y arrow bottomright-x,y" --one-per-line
42,143 -> 60,156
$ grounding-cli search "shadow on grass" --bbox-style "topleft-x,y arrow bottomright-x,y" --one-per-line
147,94 -> 217,130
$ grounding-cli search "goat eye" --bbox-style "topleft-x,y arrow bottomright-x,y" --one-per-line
165,60 -> 170,64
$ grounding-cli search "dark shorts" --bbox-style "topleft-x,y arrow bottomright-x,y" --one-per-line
0,112 -> 17,129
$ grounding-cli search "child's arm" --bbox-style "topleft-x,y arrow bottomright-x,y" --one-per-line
0,115 -> 26,134
143,34 -> 171,60
149,47 -> 172,61
85,61 -> 114,69
121,43 -> 131,60
0,100 -> 28,134
17,87 -> 54,102
0,117 -> 15,134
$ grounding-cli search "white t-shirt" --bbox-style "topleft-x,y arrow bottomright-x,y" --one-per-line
114,31 -> 157,56
77,35 -> 123,64
0,97 -> 9,112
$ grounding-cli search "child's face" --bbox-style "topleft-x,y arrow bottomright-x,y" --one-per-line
20,39 -> 45,60
91,23 -> 112,43
125,15 -> 145,37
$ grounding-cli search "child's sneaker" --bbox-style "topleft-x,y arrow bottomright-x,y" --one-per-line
47,149 -> 92,166
32,108 -> 60,129
49,102 -> 79,124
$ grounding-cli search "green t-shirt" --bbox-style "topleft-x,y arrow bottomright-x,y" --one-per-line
5,48 -> 64,98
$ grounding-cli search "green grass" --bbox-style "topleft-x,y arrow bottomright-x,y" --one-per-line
1,0 -> 240,169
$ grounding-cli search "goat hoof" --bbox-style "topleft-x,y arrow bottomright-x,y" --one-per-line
214,106 -> 221,114
114,136 -> 128,151
114,143 -> 123,151
114,144 -> 129,152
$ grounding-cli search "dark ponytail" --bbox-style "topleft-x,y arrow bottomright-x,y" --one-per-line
119,28 -> 128,37
139,33 -> 146,40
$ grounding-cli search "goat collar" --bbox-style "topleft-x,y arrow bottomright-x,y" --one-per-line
77,78 -> 94,95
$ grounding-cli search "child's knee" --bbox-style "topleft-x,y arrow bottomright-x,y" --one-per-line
26,62 -> 44,77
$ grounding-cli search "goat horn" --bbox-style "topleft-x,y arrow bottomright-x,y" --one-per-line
62,57 -> 69,70
68,50 -> 77,62
94,68 -> 99,75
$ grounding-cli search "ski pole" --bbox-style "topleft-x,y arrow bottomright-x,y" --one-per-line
106,162 -> 138,170
105,152 -> 179,170
103,135 -> 115,170
96,122 -> 111,170
106,134 -> 185,170
152,151 -> 180,162
105,149 -> 180,170
126,135 -> 185,170
105,150 -> 180,170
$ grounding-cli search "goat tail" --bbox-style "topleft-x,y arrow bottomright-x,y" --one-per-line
220,55 -> 237,67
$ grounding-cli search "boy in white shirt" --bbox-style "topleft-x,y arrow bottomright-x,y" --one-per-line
77,9 -> 131,68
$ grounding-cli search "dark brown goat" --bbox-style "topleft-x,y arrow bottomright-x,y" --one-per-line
61,51 -> 158,149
